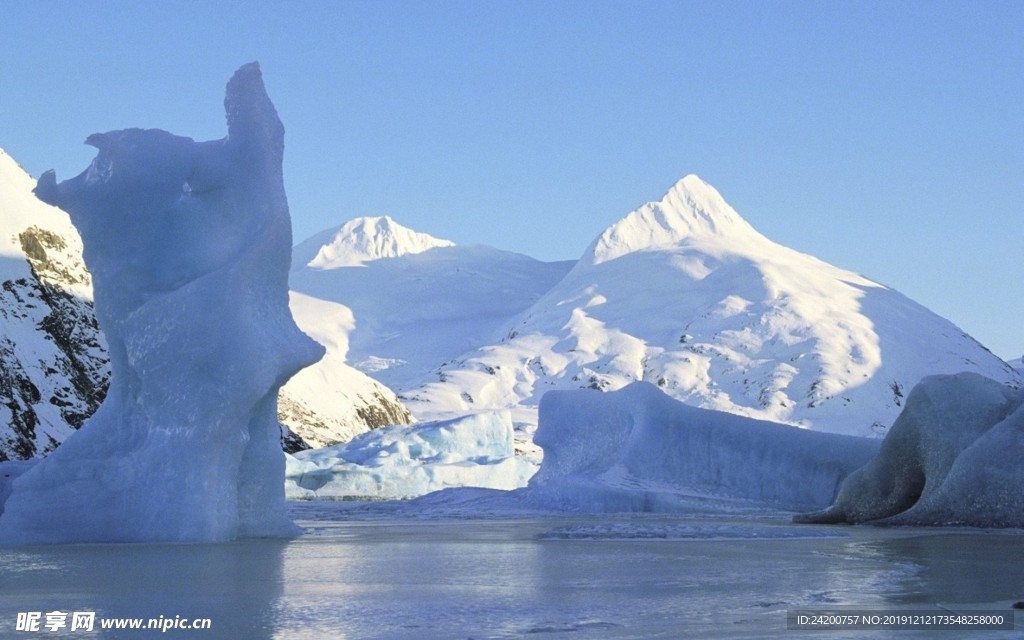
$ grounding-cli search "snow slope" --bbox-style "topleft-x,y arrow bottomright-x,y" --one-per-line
290,221 -> 574,396
280,292 -> 412,450
1010,356 -> 1023,373
400,176 -> 1021,437
0,148 -> 109,460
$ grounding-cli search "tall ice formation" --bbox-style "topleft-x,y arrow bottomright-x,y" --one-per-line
0,63 -> 323,543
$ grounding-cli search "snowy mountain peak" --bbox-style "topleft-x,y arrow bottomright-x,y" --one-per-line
295,215 -> 455,270
588,174 -> 761,265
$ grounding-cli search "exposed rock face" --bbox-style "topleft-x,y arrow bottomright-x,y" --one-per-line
0,147 -> 110,462
278,389 -> 412,453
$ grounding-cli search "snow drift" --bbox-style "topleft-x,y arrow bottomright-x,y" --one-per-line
511,382 -> 879,513
0,63 -> 322,544
286,411 -> 535,500
796,372 -> 1024,527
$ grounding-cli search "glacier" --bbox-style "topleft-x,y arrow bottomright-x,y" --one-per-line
0,63 -> 323,544
286,411 -> 535,500
797,372 -> 1024,527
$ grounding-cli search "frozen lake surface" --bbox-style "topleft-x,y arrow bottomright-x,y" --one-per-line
2,501 -> 1022,639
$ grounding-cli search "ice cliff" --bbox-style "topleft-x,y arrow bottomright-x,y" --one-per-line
0,63 -> 323,543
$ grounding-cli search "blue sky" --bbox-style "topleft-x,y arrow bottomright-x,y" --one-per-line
1,1 -> 1021,359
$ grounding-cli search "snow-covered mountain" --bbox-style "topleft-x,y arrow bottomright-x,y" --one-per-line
0,148 -> 109,460
391,175 -> 1021,437
0,148 -> 410,459
292,215 -> 455,270
290,220 -> 574,394
1010,356 -> 1023,373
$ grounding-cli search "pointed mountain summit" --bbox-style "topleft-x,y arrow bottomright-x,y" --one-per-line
396,175 -> 1021,437
587,175 -> 762,265
293,215 -> 455,270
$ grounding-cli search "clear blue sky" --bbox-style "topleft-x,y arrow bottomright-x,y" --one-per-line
1,1 -> 1021,359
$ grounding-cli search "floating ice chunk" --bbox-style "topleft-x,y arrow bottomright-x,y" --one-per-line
285,411 -> 536,500
797,372 -> 1024,527
0,63 -> 323,544
514,382 -> 878,513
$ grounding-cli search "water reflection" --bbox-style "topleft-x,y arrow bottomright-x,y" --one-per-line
0,538 -> 286,639
861,531 -> 1024,606
3,518 -> 1022,639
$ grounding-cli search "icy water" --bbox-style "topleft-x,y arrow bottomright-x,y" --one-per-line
1,502 -> 1022,639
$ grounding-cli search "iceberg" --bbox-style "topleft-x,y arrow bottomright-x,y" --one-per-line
286,411 -> 535,500
502,382 -> 879,513
0,63 -> 323,544
797,372 -> 1024,527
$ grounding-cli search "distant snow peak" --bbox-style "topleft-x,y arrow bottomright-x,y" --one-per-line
1011,355 -> 1023,373
589,174 -> 761,265
305,215 -> 454,269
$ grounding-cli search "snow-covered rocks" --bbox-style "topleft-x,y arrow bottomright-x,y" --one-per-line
796,373 -> 1024,527
286,411 -> 535,500
0,63 -> 321,544
517,382 -> 878,513
280,292 -> 412,450
0,149 -> 109,460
